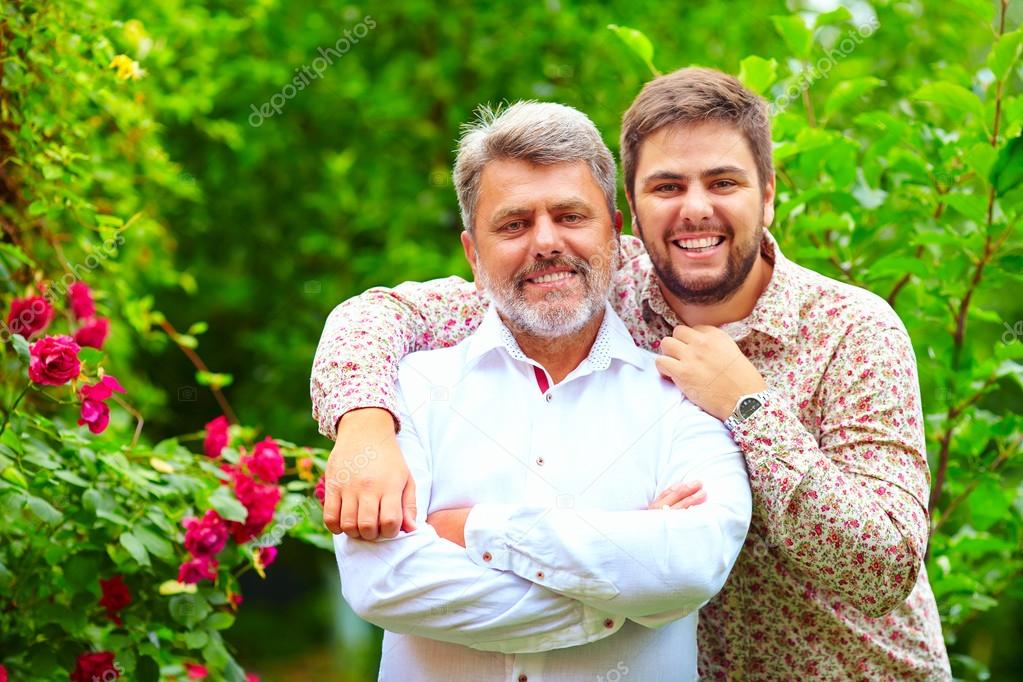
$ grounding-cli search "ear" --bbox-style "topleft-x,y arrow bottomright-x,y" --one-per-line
624,190 -> 641,237
613,209 -> 623,236
460,230 -> 483,292
761,172 -> 776,228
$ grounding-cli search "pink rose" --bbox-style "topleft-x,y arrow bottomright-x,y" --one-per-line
245,674 -> 260,682
183,510 -> 229,557
78,398 -> 111,434
81,375 -> 126,401
177,555 -> 219,584
70,652 -> 119,682
28,335 -> 81,385
74,317 -> 110,349
314,477 -> 326,506
185,663 -> 209,680
6,295 -> 54,338
256,546 -> 278,569
242,437 -> 284,484
0,664 -> 7,682
68,282 -> 96,320
204,416 -> 230,458
228,472 -> 281,543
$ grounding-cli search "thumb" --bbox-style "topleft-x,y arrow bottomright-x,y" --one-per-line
401,477 -> 418,532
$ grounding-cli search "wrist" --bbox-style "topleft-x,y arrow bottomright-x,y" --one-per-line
337,407 -> 399,435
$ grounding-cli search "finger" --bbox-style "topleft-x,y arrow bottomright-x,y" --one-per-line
401,477 -> 418,532
339,488 -> 361,539
654,354 -> 684,382
323,479 -> 343,534
357,494 -> 381,541
671,489 -> 706,509
648,481 -> 702,509
659,336 -> 686,360
672,324 -> 699,342
378,493 -> 403,539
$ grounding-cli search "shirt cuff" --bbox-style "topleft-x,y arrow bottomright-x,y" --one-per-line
464,504 -> 619,601
728,388 -> 815,475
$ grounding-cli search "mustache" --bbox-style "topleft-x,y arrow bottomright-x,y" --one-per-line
515,256 -> 592,285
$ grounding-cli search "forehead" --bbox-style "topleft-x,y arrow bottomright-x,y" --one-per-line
636,120 -> 756,174
476,159 -> 604,216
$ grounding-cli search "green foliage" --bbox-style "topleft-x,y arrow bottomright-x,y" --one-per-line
1,0 -> 1022,679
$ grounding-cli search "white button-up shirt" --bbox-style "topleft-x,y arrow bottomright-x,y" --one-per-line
334,303 -> 751,682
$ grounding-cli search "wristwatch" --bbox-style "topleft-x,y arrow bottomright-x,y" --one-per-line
723,390 -> 770,431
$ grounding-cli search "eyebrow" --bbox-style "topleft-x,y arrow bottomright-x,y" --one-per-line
641,166 -> 750,185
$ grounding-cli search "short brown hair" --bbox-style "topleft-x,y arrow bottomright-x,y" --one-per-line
620,67 -> 772,197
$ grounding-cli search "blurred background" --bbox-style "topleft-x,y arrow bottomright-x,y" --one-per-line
4,0 -> 1022,679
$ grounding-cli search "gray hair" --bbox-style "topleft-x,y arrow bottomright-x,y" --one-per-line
454,101 -> 617,233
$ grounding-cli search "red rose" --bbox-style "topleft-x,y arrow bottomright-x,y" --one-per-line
78,398 -> 111,434
74,317 -> 110,349
177,555 -> 218,584
242,437 -> 284,484
81,375 -> 126,402
70,651 -> 119,682
183,510 -> 229,557
0,663 -> 8,682
314,477 -> 326,506
203,416 -> 230,458
184,663 -> 209,680
6,295 -> 54,338
28,335 -> 81,386
99,575 -> 132,625
245,674 -> 260,682
227,472 -> 281,543
68,282 -> 96,320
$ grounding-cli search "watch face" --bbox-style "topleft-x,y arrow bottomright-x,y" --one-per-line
738,397 -> 763,420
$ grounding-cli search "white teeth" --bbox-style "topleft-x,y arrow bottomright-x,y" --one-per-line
675,236 -> 722,249
531,271 -> 574,284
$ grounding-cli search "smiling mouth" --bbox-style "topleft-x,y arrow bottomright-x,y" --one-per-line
672,235 -> 726,253
524,270 -> 577,284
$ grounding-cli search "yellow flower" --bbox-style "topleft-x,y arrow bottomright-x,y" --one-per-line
109,54 -> 145,81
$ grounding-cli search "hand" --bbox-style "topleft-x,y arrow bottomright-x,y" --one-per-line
323,408 -> 417,540
427,507 -> 471,547
648,480 -> 706,510
655,324 -> 767,421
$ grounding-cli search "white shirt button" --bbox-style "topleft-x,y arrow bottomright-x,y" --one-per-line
545,393 -> 552,402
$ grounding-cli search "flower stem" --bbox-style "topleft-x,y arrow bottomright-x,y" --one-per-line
0,382 -> 32,436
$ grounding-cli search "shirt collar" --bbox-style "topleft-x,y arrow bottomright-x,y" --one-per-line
465,301 -> 648,373
641,230 -> 801,345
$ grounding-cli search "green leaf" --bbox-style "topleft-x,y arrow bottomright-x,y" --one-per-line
133,524 -> 176,561
187,321 -> 209,336
607,24 -> 659,76
969,477 -> 1013,531
824,77 -> 883,118
208,611 -> 236,630
77,347 -> 104,365
912,82 -> 985,121
1,465 -> 28,489
11,333 -> 30,364
738,56 -> 778,96
64,553 -> 100,591
119,531 -> 151,567
771,15 -> 814,59
990,134 -> 1023,196
209,485 -> 248,522
26,495 -> 62,523
136,656 -> 160,682
944,192 -> 987,223
814,7 -> 853,27
987,29 -> 1023,80
169,593 -> 211,628
0,243 -> 35,269
184,630 -> 209,648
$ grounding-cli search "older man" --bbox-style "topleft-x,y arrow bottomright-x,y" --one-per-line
314,69 -> 951,678
334,101 -> 751,681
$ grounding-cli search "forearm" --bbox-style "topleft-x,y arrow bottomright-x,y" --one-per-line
310,277 -> 484,439
731,389 -> 929,616
464,453 -> 750,624
335,529 -> 621,653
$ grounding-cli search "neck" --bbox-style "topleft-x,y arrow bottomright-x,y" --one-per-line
662,252 -> 774,327
507,309 -> 606,384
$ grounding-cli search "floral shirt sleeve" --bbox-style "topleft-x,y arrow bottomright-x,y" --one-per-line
729,323 -> 930,617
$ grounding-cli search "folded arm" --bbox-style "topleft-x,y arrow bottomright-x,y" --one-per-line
464,405 -> 751,627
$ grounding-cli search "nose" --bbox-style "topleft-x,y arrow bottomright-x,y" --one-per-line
530,213 -> 564,258
678,184 -> 714,225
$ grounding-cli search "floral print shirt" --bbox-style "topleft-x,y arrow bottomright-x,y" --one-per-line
310,232 -> 951,680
